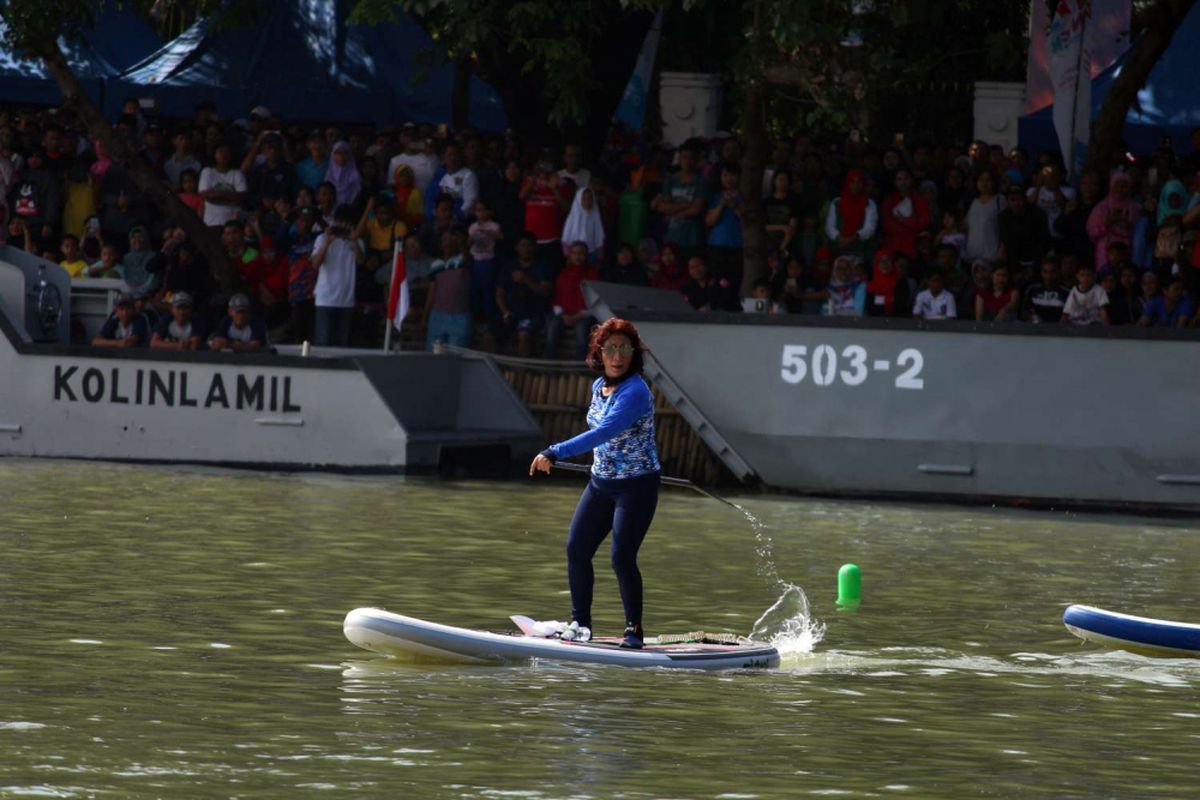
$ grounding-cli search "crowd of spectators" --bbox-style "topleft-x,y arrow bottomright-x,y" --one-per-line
3,99 -> 1200,357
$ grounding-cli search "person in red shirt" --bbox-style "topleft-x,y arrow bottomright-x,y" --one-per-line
544,241 -> 599,359
880,168 -> 930,260
650,242 -> 687,291
975,263 -> 1018,322
243,235 -> 291,330
520,160 -> 571,267
178,168 -> 205,218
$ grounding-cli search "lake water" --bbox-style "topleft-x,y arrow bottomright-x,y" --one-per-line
2,459 -> 1199,798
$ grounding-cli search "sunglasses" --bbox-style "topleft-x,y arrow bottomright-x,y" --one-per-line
601,344 -> 635,357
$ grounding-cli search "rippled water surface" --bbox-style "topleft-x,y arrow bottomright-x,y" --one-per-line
2,459 -> 1199,798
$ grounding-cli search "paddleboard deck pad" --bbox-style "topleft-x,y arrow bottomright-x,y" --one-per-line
344,608 -> 780,670
1063,604 -> 1200,658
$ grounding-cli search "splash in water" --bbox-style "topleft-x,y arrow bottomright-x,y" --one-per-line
726,499 -> 825,656
750,582 -> 826,658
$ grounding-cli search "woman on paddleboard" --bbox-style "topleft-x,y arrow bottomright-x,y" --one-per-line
530,317 -> 661,649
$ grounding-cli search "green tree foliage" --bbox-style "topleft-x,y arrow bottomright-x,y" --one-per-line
352,0 -> 653,145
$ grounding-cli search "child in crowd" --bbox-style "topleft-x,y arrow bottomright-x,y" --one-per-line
934,210 -> 966,264
86,242 -> 122,279
771,256 -> 807,314
1062,265 -> 1109,325
59,234 -> 88,277
178,168 -> 205,218
1097,241 -> 1129,278
745,280 -> 779,314
912,270 -> 956,320
1138,276 -> 1194,328
468,198 -> 503,321
150,291 -> 206,351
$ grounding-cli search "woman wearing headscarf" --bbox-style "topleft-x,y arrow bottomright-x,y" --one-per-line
824,169 -> 877,261
561,186 -> 606,263
865,250 -> 909,317
391,163 -> 426,231
880,168 -> 930,260
325,141 -> 362,209
823,255 -> 866,316
1147,176 -> 1189,269
1086,172 -> 1140,270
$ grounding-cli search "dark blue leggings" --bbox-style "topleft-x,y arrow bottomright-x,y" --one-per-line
566,471 -> 660,629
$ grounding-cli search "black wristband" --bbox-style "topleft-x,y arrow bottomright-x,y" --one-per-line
539,448 -> 557,464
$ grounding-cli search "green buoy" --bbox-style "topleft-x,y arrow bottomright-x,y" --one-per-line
837,563 -> 861,609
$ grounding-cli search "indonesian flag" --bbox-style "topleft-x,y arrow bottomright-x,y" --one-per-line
386,240 -> 409,332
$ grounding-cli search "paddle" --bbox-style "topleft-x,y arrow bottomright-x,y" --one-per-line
552,460 -> 741,510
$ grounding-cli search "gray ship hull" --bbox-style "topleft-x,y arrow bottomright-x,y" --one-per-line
586,282 -> 1200,511
0,306 -> 541,471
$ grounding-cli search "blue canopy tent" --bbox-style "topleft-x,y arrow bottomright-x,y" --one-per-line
106,0 -> 506,130
0,1 -> 160,107
1018,5 -> 1200,158
342,15 -> 506,132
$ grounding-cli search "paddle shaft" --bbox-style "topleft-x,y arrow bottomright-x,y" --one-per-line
552,460 -> 740,510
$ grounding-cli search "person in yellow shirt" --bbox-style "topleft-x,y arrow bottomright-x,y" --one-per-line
59,234 -> 90,278
391,163 -> 425,231
355,193 -> 407,264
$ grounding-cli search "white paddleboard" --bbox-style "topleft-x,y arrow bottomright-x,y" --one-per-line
343,608 -> 780,670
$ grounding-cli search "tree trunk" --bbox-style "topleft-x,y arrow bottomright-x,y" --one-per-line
451,55 -> 471,133
739,82 -> 768,295
475,8 -> 652,153
38,44 -> 242,295
1084,0 -> 1198,177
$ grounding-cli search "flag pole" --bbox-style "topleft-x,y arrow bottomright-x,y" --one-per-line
383,240 -> 399,353
1067,1 -> 1090,180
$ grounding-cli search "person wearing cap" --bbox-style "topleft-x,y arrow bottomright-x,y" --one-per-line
245,106 -> 272,148
210,294 -> 268,352
92,294 -> 148,348
150,292 -> 206,351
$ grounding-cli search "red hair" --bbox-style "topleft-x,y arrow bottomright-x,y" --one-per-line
585,317 -> 647,374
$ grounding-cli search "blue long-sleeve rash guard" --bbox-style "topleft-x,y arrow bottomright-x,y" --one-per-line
547,375 -> 661,479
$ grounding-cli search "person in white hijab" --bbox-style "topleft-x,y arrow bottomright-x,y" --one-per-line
325,141 -> 362,208
560,186 -> 606,262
